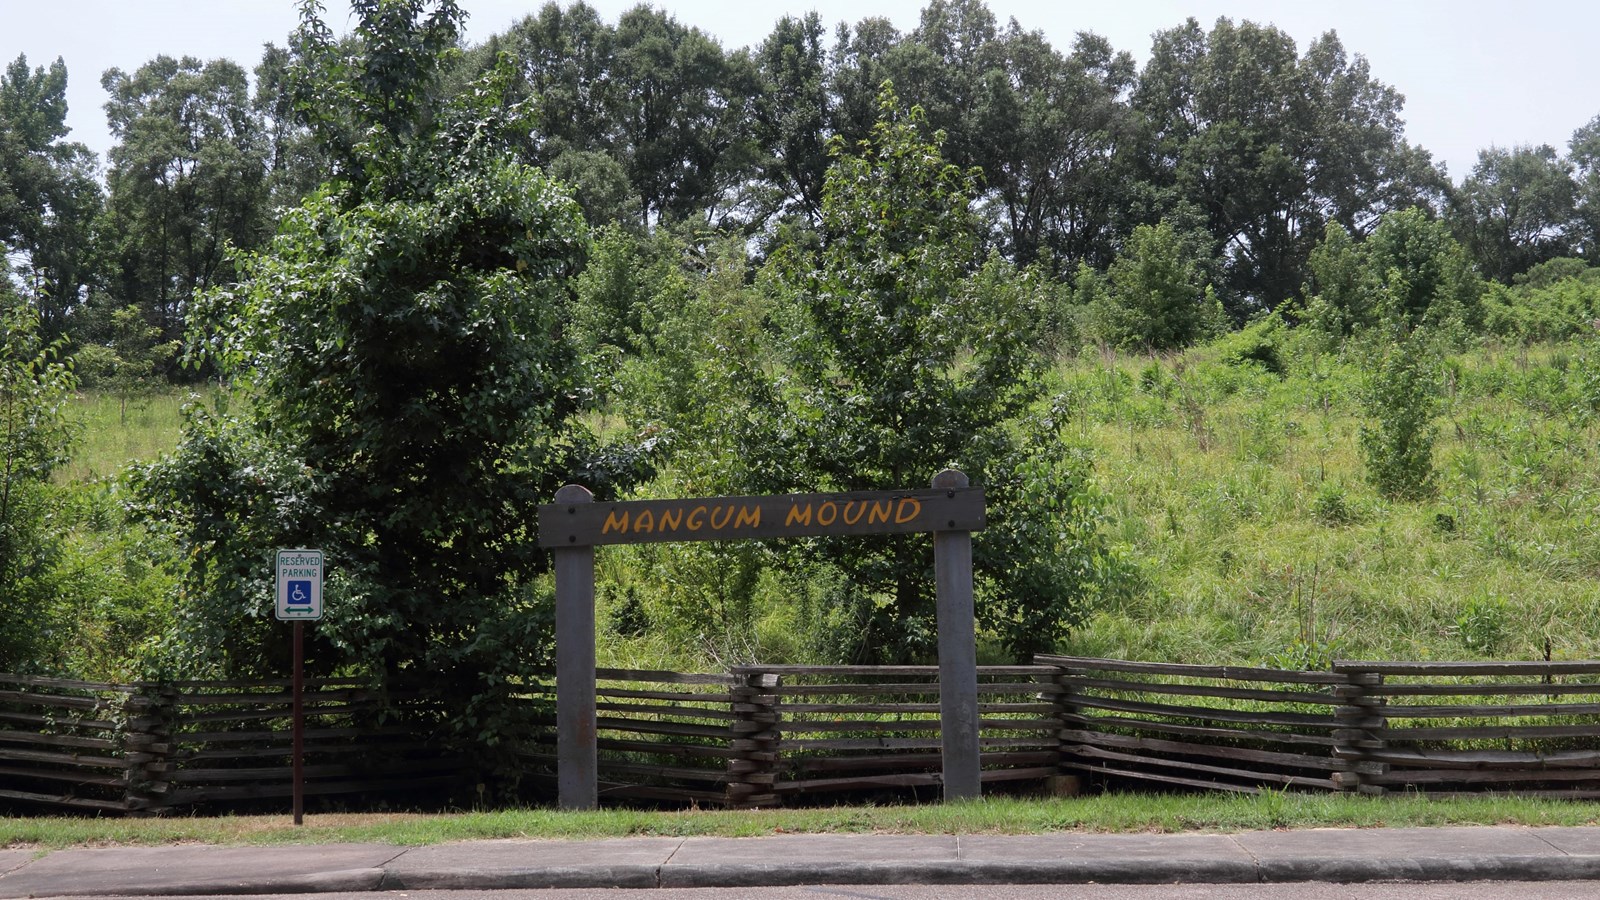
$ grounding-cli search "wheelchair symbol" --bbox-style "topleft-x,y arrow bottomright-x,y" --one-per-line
287,580 -> 312,606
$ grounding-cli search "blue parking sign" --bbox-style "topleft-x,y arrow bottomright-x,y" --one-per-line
275,549 -> 324,621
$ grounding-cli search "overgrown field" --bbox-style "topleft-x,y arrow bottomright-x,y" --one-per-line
1058,336 -> 1600,667
63,336 -> 1600,672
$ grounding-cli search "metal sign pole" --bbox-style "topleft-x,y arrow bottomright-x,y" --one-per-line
292,620 -> 305,825
274,548 -> 323,826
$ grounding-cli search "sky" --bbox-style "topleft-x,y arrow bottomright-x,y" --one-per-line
4,0 -> 1598,184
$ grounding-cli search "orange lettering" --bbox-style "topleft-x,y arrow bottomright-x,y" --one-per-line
785,504 -> 813,527
659,508 -> 684,532
603,510 -> 629,534
735,506 -> 761,529
687,506 -> 707,531
710,505 -> 735,529
867,500 -> 892,525
817,501 -> 838,526
843,501 -> 866,525
634,509 -> 655,533
895,498 -> 922,524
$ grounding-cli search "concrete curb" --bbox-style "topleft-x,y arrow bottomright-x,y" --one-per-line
369,856 -> 1600,890
1256,855 -> 1600,884
22,868 -> 388,898
380,864 -> 661,891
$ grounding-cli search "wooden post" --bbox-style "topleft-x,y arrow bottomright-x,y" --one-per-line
553,484 -> 598,810
932,468 -> 981,801
1045,666 -> 1082,796
122,684 -> 175,815
1330,664 -> 1389,795
725,668 -> 781,808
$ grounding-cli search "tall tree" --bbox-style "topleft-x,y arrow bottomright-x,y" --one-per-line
137,3 -> 644,773
1571,114 -> 1600,261
977,27 -> 1138,269
0,54 -> 101,340
101,55 -> 270,345
756,88 -> 1105,660
1132,18 -> 1439,312
1451,144 -> 1579,283
608,5 -> 760,227
752,12 -> 831,225
252,43 -> 331,210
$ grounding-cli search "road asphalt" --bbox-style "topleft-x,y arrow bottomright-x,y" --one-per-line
3,826 -> 1600,896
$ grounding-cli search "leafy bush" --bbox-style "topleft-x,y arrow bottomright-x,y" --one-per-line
0,277 -> 77,671
752,87 -> 1075,662
134,6 -> 643,778
1087,220 -> 1211,351
1213,313 -> 1288,375
1310,482 -> 1356,526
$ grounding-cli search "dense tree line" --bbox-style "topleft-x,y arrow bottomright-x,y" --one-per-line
9,0 -> 1600,696
6,0 -> 1600,359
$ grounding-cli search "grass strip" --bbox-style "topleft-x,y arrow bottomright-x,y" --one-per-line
5,792 -> 1600,849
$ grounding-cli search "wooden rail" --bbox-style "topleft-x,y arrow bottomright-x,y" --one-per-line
10,657 -> 1600,812
0,675 -> 464,814
1040,655 -> 1600,797
731,665 -> 1060,804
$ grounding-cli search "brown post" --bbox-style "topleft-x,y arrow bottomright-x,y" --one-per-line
932,469 -> 981,801
1330,664 -> 1389,795
1046,667 -> 1082,796
725,668 -> 781,808
553,484 -> 598,810
122,684 -> 175,815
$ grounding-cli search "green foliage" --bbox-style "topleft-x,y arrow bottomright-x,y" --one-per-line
1087,221 -> 1210,350
751,86 -> 1105,661
1366,208 -> 1482,334
1213,313 -> 1288,375
1482,260 -> 1600,342
1132,18 -> 1440,309
1451,144 -> 1578,284
101,54 -> 271,347
1301,222 -> 1373,337
1453,594 -> 1509,654
977,407 -> 1126,659
133,4 -> 639,776
73,308 -> 180,424
1358,325 -> 1440,501
0,275 -> 77,670
1309,482 -> 1357,526
0,54 -> 101,342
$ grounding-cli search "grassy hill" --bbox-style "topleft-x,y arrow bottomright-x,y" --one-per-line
62,335 -> 1600,671
1057,334 -> 1600,666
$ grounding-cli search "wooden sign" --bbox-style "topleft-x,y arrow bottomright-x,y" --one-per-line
538,487 -> 985,548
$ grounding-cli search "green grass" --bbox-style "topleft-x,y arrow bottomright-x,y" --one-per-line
1050,337 -> 1600,667
5,793 -> 1600,849
50,336 -> 1600,674
59,388 -> 201,483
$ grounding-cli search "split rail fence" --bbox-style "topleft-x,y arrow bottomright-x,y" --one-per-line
9,656 -> 1600,813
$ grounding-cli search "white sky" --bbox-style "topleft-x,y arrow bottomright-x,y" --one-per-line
4,0 -> 1598,184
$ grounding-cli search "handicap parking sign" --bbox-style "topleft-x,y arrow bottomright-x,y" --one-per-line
275,550 -> 324,621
